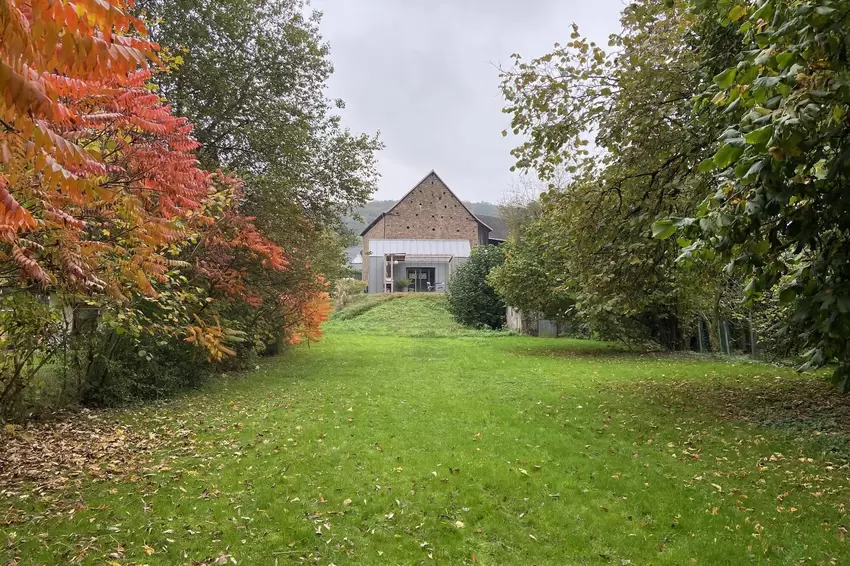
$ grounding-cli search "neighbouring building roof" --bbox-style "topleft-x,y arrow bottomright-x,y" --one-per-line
360,170 -> 493,237
476,215 -> 509,242
369,239 -> 471,259
345,245 -> 362,266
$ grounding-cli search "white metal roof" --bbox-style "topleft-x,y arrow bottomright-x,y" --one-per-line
369,239 -> 471,258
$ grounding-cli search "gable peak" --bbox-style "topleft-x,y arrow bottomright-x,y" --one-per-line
359,170 -> 492,236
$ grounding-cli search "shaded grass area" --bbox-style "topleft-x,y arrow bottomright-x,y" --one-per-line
1,297 -> 849,565
605,371 -> 850,459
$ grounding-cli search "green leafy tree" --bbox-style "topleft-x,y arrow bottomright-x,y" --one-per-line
135,0 -> 380,366
447,246 -> 506,329
489,177 -> 578,324
667,0 -> 850,389
137,0 -> 380,229
488,217 -> 574,322
132,0 -> 380,352
500,0 -> 743,348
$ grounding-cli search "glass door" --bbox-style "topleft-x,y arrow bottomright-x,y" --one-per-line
406,268 -> 436,292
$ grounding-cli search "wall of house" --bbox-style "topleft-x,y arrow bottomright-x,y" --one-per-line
477,224 -> 490,246
362,173 -> 483,284
367,260 -> 452,293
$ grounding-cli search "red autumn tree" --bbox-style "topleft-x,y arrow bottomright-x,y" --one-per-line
1,0 -> 207,296
183,176 -> 331,356
1,0 -> 330,371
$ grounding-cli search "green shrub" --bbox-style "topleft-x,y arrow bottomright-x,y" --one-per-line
447,245 -> 506,329
0,293 -> 64,421
488,238 -> 575,322
396,278 -> 412,292
78,334 -> 215,407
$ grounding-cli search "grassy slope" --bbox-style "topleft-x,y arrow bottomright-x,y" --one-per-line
3,296 -> 849,565
325,294 -> 503,337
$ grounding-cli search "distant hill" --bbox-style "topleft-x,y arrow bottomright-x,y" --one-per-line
344,200 -> 499,234
465,201 -> 500,217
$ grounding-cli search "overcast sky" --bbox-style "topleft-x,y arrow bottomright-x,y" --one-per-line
311,0 -> 626,203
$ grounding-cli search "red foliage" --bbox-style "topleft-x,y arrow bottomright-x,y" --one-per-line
1,0 -> 205,294
284,290 -> 332,345
1,0 -> 330,358
192,176 -> 288,306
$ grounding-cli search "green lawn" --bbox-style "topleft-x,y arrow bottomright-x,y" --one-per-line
2,296 -> 849,565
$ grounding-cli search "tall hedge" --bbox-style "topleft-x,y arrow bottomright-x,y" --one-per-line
447,246 -> 506,329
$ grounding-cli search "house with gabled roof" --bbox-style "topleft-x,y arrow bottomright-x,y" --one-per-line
360,171 -> 502,293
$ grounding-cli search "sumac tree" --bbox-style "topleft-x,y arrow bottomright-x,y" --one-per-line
0,0 -> 336,415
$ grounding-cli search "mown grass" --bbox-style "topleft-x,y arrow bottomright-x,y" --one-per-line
329,292 -> 398,321
2,296 -> 849,565
325,293 -> 504,337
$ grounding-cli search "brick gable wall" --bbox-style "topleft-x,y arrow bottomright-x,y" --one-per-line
362,172 -> 485,283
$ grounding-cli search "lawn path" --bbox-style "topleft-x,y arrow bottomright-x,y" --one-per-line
2,299 -> 849,564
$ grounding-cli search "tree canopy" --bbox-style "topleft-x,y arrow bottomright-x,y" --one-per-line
136,0 -> 381,229
498,0 -> 739,347
497,0 -> 850,387
675,0 -> 850,388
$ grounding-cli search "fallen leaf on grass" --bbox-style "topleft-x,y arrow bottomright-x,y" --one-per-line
0,418 -> 176,502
